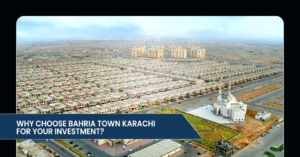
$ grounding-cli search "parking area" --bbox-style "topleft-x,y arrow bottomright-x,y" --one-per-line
64,139 -> 111,157
175,140 -> 209,157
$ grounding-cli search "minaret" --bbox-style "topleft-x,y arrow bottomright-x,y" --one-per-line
228,82 -> 231,95
217,79 -> 223,102
219,80 -> 222,97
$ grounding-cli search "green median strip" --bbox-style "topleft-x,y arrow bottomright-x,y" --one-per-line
264,151 -> 276,157
55,140 -> 87,157
270,144 -> 283,152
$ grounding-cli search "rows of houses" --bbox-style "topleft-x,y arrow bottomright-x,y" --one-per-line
162,58 -> 203,62
141,82 -> 223,104
17,79 -> 223,114
17,58 -> 283,115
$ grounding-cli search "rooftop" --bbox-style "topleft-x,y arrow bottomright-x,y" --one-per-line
188,105 -> 233,124
128,139 -> 182,157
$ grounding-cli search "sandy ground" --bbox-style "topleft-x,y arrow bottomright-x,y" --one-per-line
235,83 -> 283,101
230,114 -> 278,148
263,102 -> 284,109
276,95 -> 284,100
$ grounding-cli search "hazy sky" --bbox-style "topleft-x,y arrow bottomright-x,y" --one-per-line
17,16 -> 283,43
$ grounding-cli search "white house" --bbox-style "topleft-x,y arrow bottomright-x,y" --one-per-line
255,111 -> 271,120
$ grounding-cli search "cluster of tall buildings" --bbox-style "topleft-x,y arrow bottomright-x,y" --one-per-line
170,46 -> 187,58
148,46 -> 164,58
131,46 -> 206,58
190,47 -> 206,58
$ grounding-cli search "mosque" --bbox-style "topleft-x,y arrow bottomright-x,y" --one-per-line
213,83 -> 247,122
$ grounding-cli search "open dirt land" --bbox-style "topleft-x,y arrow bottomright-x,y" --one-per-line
264,102 -> 284,109
235,83 -> 283,102
230,114 -> 278,148
206,41 -> 284,65
276,95 -> 284,100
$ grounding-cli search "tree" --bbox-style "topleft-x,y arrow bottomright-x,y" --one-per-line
185,93 -> 190,98
199,91 -> 203,95
164,98 -> 168,104
120,67 -> 124,70
46,111 -> 52,114
96,102 -> 101,105
216,87 -> 219,90
86,103 -> 90,108
60,108 -> 65,113
170,97 -> 176,102
179,96 -> 183,100
192,91 -> 197,97
116,108 -> 122,114
155,101 -> 160,106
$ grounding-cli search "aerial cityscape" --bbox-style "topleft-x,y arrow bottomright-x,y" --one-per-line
16,16 -> 284,157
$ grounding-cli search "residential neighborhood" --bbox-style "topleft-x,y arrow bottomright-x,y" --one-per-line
16,16 -> 284,157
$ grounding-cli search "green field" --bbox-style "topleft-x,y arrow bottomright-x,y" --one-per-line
157,109 -> 174,114
217,127 -> 238,140
156,108 -> 239,149
201,132 -> 224,140
192,123 -> 213,131
194,139 -> 216,149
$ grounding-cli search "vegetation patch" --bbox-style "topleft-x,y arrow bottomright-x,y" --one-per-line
156,108 -> 173,114
55,140 -> 87,157
194,139 -> 216,149
217,127 -> 239,140
264,151 -> 276,157
156,108 -> 239,149
270,144 -> 283,152
17,139 -> 26,143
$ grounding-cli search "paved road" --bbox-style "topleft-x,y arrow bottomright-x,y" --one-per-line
132,75 -> 283,114
35,139 -> 77,157
246,88 -> 284,114
65,139 -> 111,157
249,88 -> 284,104
174,140 -> 207,157
234,123 -> 284,157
